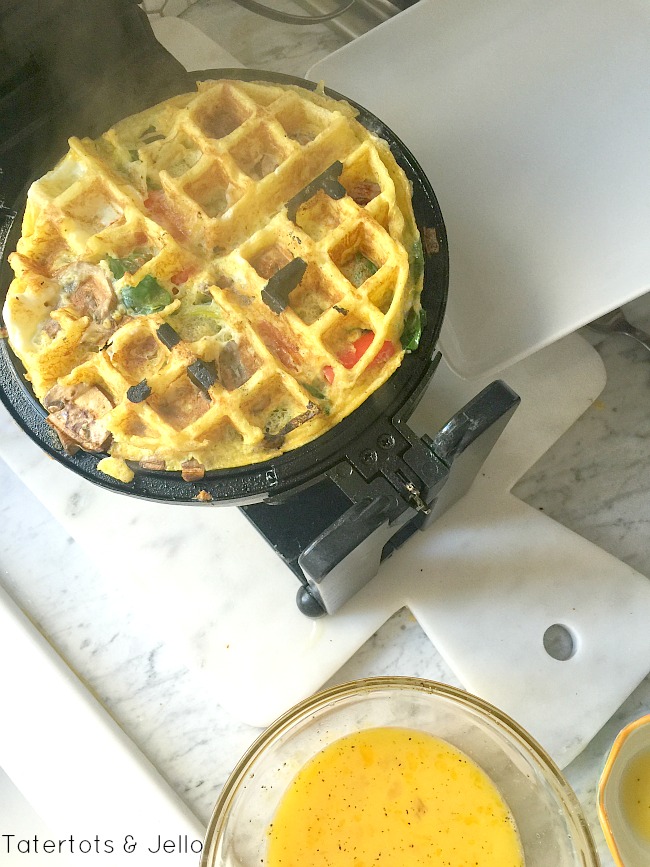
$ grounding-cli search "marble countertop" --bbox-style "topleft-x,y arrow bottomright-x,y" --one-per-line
3,304 -> 650,867
1,6 -> 650,865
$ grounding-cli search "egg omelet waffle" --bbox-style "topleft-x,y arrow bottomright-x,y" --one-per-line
3,79 -> 425,483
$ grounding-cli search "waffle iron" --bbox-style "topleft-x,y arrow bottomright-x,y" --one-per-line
0,13 -> 519,615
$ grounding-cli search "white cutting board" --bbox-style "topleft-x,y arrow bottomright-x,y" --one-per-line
0,583 -> 204,863
310,0 -> 650,379
3,334 -> 650,769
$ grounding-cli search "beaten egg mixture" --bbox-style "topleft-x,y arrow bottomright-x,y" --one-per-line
267,726 -> 524,866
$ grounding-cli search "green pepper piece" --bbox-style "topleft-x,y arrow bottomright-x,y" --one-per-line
107,256 -> 127,279
341,252 -> 378,288
409,238 -> 424,286
300,381 -> 326,400
121,275 -> 172,315
401,308 -> 427,351
107,250 -> 153,280
408,238 -> 424,286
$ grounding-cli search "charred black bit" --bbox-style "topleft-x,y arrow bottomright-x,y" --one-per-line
187,359 -> 218,392
333,305 -> 348,315
279,401 -> 320,435
181,458 -> 205,482
286,161 -> 345,222
127,380 -> 152,403
156,322 -> 181,348
261,258 -> 308,314
264,401 -> 320,448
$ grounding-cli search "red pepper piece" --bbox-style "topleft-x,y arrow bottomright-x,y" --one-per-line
338,330 -> 374,369
171,267 -> 194,285
323,365 -> 335,384
370,340 -> 396,367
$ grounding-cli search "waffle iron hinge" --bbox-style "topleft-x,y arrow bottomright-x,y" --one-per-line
297,380 -> 520,616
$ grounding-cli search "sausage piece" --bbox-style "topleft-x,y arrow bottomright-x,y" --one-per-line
57,263 -> 116,322
44,383 -> 113,453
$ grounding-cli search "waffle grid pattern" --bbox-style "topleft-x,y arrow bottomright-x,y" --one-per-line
4,80 -> 423,477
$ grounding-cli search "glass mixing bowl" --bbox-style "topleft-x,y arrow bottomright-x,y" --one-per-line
201,677 -> 598,867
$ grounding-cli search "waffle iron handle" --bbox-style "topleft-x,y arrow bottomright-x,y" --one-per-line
295,494 -> 397,617
418,379 -> 520,527
297,381 -> 520,616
